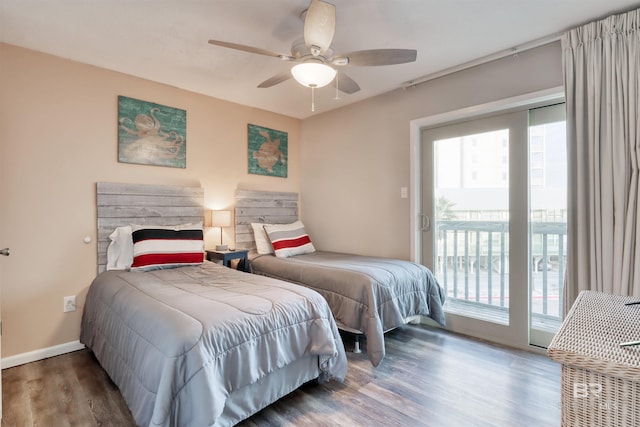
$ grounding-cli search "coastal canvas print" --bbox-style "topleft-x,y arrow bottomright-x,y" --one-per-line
118,96 -> 187,168
248,124 -> 288,177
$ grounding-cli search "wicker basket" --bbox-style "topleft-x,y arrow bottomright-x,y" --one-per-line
548,290 -> 640,426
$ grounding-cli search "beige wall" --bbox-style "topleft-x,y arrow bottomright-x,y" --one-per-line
300,42 -> 563,259
0,43 -> 301,357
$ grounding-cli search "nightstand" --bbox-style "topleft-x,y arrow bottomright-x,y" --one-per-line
206,249 -> 249,272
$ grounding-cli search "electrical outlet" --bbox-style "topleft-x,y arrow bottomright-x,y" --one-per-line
64,295 -> 76,313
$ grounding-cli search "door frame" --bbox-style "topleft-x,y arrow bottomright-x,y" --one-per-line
408,86 -> 564,352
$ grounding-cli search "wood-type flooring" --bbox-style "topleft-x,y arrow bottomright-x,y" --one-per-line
2,325 -> 560,426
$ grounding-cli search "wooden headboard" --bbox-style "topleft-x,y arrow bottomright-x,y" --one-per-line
234,190 -> 299,252
96,182 -> 204,273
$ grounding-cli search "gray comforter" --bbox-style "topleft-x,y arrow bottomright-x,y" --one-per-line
250,251 -> 446,367
80,261 -> 347,427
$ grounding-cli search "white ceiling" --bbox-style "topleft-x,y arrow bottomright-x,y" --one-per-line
2,0 -> 639,119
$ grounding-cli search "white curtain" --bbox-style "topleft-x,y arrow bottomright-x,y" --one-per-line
563,8 -> 640,314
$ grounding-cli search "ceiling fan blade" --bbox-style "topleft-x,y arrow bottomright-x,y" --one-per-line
208,39 -> 295,61
333,49 -> 417,67
335,72 -> 360,94
303,0 -> 336,56
258,72 -> 292,88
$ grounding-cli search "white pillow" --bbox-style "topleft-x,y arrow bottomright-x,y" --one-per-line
263,220 -> 315,258
106,226 -> 134,271
251,222 -> 274,254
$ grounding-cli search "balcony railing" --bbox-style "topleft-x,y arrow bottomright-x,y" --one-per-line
436,220 -> 566,327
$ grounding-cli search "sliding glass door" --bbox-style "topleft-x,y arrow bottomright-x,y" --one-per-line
421,103 -> 566,349
528,103 -> 567,347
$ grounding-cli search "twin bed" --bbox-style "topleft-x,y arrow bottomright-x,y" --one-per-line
81,183 -> 444,426
81,183 -> 347,427
249,251 -> 445,366
235,190 -> 446,367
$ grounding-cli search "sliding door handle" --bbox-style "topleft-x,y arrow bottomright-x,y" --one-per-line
419,215 -> 431,232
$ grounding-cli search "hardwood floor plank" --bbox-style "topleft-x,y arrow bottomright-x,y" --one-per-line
27,356 -> 95,427
69,350 -> 134,426
2,325 -> 561,427
1,363 -> 34,426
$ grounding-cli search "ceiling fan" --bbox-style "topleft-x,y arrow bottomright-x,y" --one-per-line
208,0 -> 417,99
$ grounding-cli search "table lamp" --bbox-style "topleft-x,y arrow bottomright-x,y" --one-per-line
211,210 -> 231,251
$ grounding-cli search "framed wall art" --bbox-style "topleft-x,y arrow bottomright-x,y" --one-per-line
248,124 -> 288,178
118,96 -> 187,168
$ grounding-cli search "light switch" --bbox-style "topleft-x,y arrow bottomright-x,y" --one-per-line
400,187 -> 408,199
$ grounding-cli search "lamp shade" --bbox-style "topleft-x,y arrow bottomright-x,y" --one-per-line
211,210 -> 231,228
291,62 -> 337,88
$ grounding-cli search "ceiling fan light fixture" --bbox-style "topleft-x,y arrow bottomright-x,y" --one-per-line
291,62 -> 337,88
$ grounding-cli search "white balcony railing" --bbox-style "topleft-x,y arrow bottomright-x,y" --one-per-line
436,221 -> 566,324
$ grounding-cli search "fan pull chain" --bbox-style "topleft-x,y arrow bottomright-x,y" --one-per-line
311,86 -> 316,112
334,73 -> 341,100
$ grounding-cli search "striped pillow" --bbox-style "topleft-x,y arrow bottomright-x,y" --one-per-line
264,221 -> 315,258
130,223 -> 204,271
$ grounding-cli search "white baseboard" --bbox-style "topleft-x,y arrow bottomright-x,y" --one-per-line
1,340 -> 86,370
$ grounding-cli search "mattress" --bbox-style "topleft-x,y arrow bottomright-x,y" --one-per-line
80,261 -> 347,427
250,251 -> 446,366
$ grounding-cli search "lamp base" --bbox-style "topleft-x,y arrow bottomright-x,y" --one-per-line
215,245 -> 228,251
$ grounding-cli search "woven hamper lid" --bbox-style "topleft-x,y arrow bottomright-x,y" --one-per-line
548,290 -> 640,381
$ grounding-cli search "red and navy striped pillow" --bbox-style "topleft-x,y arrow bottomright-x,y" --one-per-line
264,221 -> 315,258
130,224 -> 204,271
